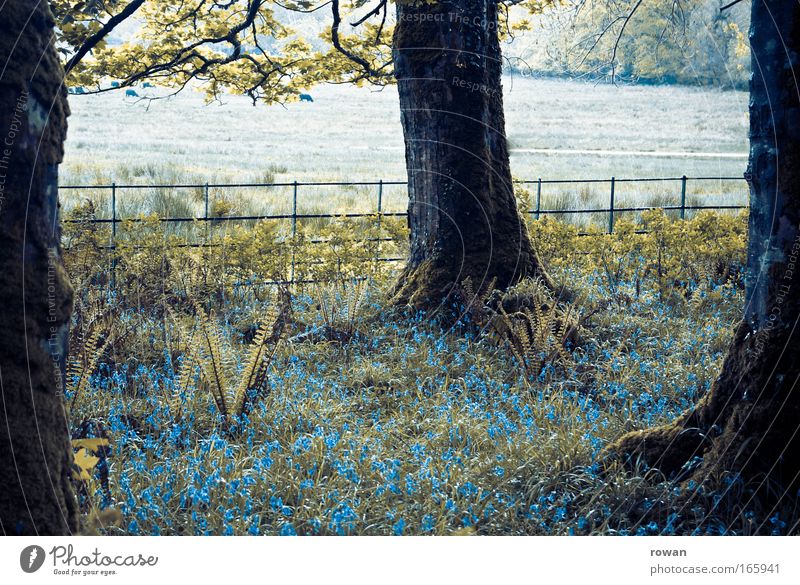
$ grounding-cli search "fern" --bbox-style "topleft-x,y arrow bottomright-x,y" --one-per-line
232,320 -> 281,418
168,296 -> 287,427
192,302 -> 231,417
462,277 -> 582,383
68,327 -> 109,405
457,276 -> 497,324
314,280 -> 367,342
170,327 -> 197,422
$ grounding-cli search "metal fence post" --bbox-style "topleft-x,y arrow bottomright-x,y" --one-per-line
291,181 -> 298,284
536,177 -> 542,220
111,182 -> 117,288
375,179 -> 383,267
204,182 -> 210,243
204,182 -> 210,219
292,181 -> 298,236
609,176 -> 616,234
680,175 -> 687,220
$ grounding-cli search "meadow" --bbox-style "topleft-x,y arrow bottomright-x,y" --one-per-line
61,77 -> 749,227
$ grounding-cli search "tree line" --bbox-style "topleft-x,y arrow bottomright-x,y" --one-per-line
507,0 -> 750,89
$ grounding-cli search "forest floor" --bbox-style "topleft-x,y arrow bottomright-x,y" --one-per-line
66,212 -> 797,536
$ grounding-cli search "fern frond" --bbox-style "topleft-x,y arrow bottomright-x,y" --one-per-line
347,281 -> 366,326
69,328 -> 106,404
232,320 -> 272,418
171,327 -> 197,421
193,302 -> 229,417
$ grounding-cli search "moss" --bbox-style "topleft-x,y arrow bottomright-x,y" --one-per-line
604,320 -> 800,501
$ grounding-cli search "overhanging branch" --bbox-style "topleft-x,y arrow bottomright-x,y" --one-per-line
64,0 -> 147,74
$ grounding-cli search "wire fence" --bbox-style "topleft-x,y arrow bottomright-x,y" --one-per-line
59,175 -> 748,282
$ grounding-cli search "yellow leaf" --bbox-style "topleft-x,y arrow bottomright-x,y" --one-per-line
73,448 -> 100,482
72,438 -> 110,453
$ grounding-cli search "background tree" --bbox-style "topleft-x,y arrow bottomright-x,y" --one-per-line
510,0 -> 750,88
281,0 -> 559,309
606,0 -> 800,506
0,0 -> 78,535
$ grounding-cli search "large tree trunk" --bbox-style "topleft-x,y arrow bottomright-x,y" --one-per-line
391,0 -> 553,310
0,0 -> 77,535
605,0 -> 800,497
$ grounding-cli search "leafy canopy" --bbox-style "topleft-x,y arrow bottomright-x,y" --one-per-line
52,0 -> 558,100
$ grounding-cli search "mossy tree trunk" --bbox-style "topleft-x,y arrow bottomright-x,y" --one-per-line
391,0 -> 553,310
0,0 -> 78,535
605,0 -> 800,498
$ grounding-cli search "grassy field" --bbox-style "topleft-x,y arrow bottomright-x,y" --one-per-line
62,77 -> 749,225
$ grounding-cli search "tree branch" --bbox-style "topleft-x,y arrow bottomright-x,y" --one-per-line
330,0 -> 373,73
350,0 -> 387,27
610,0 -> 644,83
329,0 -> 389,79
720,0 -> 746,13
64,0 -> 147,74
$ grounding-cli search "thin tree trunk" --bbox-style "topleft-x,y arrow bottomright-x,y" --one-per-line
605,0 -> 800,497
391,0 -> 553,310
0,0 -> 78,535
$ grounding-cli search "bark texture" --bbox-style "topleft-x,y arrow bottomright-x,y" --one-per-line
0,0 -> 77,535
391,0 -> 553,310
605,0 -> 800,496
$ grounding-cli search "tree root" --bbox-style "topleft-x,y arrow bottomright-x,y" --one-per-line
603,321 -> 800,502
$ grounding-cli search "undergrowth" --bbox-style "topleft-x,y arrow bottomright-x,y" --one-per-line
62,209 -> 799,535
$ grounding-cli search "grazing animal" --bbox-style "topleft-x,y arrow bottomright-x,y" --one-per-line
69,86 -> 86,95
299,93 -> 314,103
142,82 -> 154,88
125,89 -> 139,98
110,81 -> 120,88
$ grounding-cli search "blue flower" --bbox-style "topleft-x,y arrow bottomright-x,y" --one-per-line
421,514 -> 435,533
393,518 -> 406,535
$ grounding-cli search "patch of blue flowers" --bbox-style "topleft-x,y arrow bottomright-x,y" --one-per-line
67,273 -> 770,535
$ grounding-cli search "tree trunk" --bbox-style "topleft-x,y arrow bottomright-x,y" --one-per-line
391,0 -> 553,310
0,0 -> 78,535
605,0 -> 800,497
